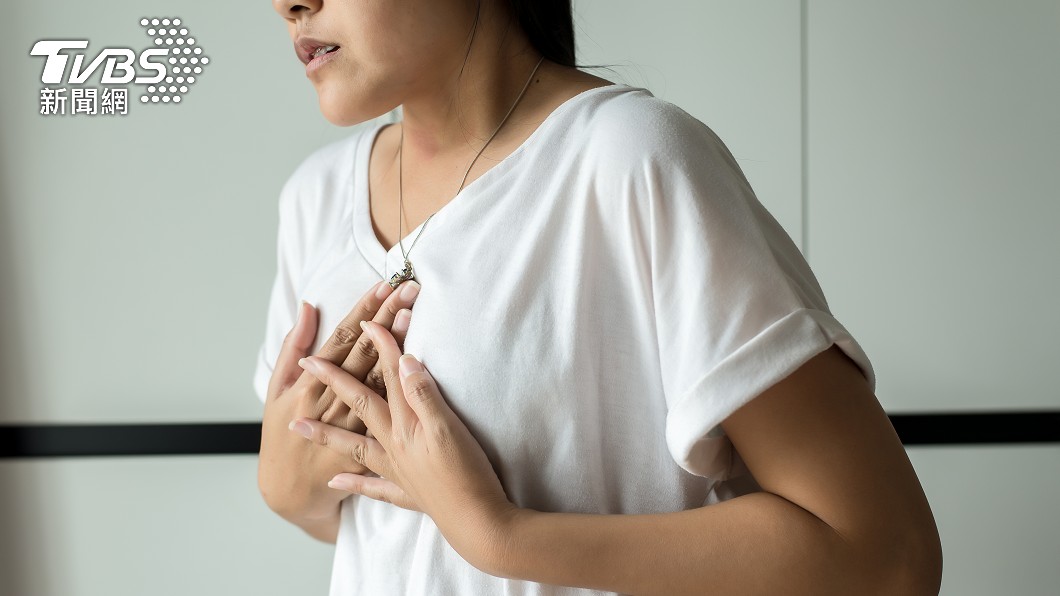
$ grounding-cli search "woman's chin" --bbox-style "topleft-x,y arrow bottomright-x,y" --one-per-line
317,100 -> 361,127
316,91 -> 388,128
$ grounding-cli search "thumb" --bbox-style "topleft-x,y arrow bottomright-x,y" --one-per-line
270,300 -> 318,397
397,354 -> 450,424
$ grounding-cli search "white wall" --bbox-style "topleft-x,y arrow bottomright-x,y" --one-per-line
1,1 -> 1057,595
0,457 -> 335,596
1,0 -> 357,593
805,0 -> 1060,414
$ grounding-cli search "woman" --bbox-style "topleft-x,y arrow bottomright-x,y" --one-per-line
256,0 -> 943,594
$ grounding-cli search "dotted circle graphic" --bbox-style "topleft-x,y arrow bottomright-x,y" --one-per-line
138,16 -> 210,106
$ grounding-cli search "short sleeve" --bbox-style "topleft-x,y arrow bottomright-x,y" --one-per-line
644,107 -> 876,480
253,176 -> 306,404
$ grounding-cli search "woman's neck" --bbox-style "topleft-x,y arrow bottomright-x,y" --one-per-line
393,3 -> 547,168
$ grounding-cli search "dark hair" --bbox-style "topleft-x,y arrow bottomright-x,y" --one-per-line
506,0 -> 577,67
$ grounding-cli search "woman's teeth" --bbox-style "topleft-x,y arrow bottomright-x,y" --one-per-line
312,45 -> 338,59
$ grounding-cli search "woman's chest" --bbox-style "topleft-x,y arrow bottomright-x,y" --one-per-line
299,195 -> 680,511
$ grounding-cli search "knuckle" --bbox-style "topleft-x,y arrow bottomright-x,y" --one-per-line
351,391 -> 372,416
406,378 -> 434,403
349,441 -> 366,465
365,367 -> 387,394
353,336 -> 378,361
331,323 -> 358,347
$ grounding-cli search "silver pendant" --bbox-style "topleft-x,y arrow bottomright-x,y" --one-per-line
388,259 -> 415,288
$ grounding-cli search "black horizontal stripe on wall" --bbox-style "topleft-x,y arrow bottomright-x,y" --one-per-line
0,423 -> 262,458
1,411 -> 1059,458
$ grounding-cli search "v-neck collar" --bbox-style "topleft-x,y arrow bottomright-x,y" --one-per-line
351,82 -> 631,281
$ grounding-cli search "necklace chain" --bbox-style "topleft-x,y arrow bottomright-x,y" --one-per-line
384,55 -> 546,287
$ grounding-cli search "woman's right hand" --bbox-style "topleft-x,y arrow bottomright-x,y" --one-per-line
273,279 -> 421,438
258,279 -> 421,527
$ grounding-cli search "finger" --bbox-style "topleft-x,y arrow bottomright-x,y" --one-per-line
340,281 -> 420,387
268,300 -> 318,400
315,387 -> 366,435
391,308 -> 413,348
319,397 -> 364,435
362,308 -> 413,399
292,280 -> 394,396
290,418 -> 393,480
327,473 -> 421,512
299,356 -> 393,445
397,354 -> 450,429
362,360 -> 389,402
361,321 -> 417,432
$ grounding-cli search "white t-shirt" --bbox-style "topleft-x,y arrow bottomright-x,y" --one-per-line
253,83 -> 875,595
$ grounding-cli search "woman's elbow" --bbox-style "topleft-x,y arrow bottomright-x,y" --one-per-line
875,525 -> 944,596
904,530 -> 944,595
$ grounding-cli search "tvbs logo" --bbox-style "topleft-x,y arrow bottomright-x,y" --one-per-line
30,17 -> 210,115
30,41 -> 168,85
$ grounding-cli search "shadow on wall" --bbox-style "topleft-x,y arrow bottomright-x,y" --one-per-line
0,137 -> 51,595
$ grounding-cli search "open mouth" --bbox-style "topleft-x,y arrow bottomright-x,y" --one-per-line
296,37 -> 342,66
311,45 -> 340,60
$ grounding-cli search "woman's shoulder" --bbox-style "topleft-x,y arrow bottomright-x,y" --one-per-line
575,85 -> 735,171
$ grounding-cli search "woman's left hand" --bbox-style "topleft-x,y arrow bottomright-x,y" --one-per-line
289,316 -> 520,571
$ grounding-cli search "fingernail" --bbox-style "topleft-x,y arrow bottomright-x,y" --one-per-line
298,357 -> 315,372
298,300 -> 309,323
399,280 -> 421,301
288,420 -> 312,438
374,281 -> 391,300
399,354 -> 424,379
359,320 -> 373,336
392,309 -> 411,334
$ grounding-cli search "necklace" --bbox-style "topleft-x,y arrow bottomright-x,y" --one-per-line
385,55 -> 546,288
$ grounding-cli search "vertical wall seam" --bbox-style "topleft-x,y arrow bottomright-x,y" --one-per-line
800,0 -> 810,260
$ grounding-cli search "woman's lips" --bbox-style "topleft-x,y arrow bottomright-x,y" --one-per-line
295,35 -> 341,65
306,47 -> 340,76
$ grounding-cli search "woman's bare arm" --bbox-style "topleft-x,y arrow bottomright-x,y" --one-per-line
492,346 -> 943,595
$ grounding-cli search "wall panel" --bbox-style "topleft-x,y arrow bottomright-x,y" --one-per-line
908,446 -> 1060,595
575,0 -> 804,244
805,0 -> 1060,411
0,456 -> 333,596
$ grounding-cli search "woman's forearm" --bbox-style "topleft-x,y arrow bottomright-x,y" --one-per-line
258,397 -> 365,527
258,439 -> 345,542
494,490 -> 932,596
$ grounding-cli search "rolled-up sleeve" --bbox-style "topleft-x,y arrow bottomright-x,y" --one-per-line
644,109 -> 875,480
